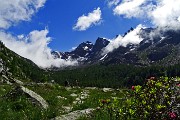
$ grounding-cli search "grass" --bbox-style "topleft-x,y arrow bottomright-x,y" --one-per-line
75,89 -> 129,120
0,82 -> 127,119
0,86 -> 45,119
0,84 -> 12,96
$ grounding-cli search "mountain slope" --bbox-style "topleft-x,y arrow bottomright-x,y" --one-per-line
52,28 -> 180,67
0,41 -> 46,82
52,38 -> 110,65
1,29 -> 180,88
102,28 -> 180,66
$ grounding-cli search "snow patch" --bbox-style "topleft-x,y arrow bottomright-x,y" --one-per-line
83,46 -> 89,51
100,54 -> 107,61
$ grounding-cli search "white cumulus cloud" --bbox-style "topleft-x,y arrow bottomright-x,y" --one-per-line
0,0 -> 78,68
151,0 -> 180,29
73,7 -> 102,31
178,16 -> 180,22
113,0 -> 147,18
107,0 -> 120,7
103,24 -> 144,54
0,0 -> 46,29
113,0 -> 180,29
0,29 -> 77,68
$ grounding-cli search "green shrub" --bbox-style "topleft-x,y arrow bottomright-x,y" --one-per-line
95,77 -> 180,120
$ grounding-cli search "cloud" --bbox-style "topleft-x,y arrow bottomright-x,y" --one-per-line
151,0 -> 180,29
0,29 -> 78,68
0,0 -> 78,68
178,16 -> 180,22
107,0 -> 120,7
113,0 -> 147,18
73,7 -> 102,31
103,24 -> 144,54
0,0 -> 46,29
113,0 -> 180,29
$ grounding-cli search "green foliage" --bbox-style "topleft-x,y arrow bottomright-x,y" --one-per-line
0,84 -> 12,96
0,94 -> 45,120
91,77 -> 180,120
121,77 -> 180,119
48,64 -> 180,88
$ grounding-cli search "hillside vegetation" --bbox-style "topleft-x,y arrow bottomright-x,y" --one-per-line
1,41 -> 180,88
0,41 -> 47,82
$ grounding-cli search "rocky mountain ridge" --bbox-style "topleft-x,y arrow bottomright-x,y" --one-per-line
52,28 -> 180,67
1,27 -> 180,72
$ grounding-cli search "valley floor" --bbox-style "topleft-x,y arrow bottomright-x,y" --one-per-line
1,77 -> 179,120
0,80 -> 126,120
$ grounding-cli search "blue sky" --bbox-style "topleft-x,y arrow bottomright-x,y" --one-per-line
8,0 -> 143,52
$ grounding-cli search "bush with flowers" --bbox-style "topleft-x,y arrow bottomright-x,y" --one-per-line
94,77 -> 180,120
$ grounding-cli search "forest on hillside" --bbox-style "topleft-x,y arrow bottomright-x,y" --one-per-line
1,41 -> 180,88
48,64 -> 180,88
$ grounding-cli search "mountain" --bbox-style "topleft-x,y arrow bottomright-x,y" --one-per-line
52,28 -> 180,67
52,37 -> 110,64
0,41 -> 46,82
1,28 -> 180,88
2,27 -> 180,76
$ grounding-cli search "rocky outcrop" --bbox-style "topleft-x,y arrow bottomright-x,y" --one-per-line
21,86 -> 49,109
52,108 -> 94,120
